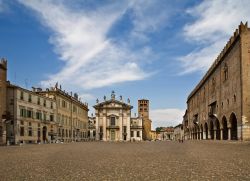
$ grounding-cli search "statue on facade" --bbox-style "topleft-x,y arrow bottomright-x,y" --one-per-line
96,98 -> 99,103
120,95 -> 122,101
111,90 -> 115,100
104,95 -> 106,101
127,98 -> 130,103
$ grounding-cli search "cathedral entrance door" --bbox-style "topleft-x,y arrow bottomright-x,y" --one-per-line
111,130 -> 115,141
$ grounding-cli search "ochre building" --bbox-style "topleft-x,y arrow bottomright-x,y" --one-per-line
39,86 -> 89,142
184,22 -> 250,141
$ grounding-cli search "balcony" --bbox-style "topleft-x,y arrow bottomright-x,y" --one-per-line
106,125 -> 120,129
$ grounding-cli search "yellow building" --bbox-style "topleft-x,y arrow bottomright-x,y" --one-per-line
39,85 -> 89,142
6,84 -> 57,144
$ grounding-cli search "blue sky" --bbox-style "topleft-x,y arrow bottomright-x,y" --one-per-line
0,0 -> 249,129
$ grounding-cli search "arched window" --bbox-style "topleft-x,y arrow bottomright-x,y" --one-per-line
223,63 -> 228,81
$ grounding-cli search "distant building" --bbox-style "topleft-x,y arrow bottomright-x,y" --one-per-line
184,22 -> 250,141
94,91 -> 142,141
158,127 -> 174,140
130,116 -> 143,141
138,99 -> 152,140
150,130 -> 157,141
173,124 -> 184,141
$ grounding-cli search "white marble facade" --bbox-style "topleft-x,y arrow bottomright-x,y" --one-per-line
94,91 -> 142,141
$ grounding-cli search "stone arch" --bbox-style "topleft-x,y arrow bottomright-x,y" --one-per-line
204,122 -> 208,140
230,113 -> 238,140
209,120 -> 214,140
222,116 -> 228,140
215,119 -> 220,140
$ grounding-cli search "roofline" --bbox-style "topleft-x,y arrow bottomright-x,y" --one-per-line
187,22 -> 248,102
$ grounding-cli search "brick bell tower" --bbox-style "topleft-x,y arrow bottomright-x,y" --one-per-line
0,58 -> 7,145
138,99 -> 152,140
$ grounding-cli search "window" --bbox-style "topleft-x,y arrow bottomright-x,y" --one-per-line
73,106 -> 77,112
123,126 -> 127,133
50,115 -> 54,122
27,110 -> 33,118
29,122 -> 32,136
36,112 -> 42,120
20,127 -> 24,136
44,100 -> 46,107
223,63 -> 228,81
131,131 -> 134,137
50,102 -> 53,109
28,127 -> 32,136
137,131 -> 140,137
62,100 -> 66,108
37,98 -> 40,105
20,91 -> 24,100
20,108 -> 26,117
43,113 -> 47,121
110,117 -> 116,126
28,94 -> 32,102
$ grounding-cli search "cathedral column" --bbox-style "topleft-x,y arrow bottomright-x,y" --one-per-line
103,115 -> 107,141
119,110 -> 123,141
220,129 -> 223,140
95,114 -> 99,141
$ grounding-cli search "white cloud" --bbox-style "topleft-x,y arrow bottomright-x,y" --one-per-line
179,0 -> 250,74
128,1 -> 171,42
18,0 -> 152,91
151,108 -> 185,129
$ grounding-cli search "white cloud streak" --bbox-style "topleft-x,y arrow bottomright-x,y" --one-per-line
179,0 -> 250,74
151,108 -> 185,129
18,0 -> 154,91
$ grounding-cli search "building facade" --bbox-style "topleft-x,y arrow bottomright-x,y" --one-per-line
39,86 -> 89,142
184,22 -> 250,141
138,99 -> 152,140
0,59 -> 7,145
94,91 -> 142,141
158,127 -> 174,140
173,124 -> 184,141
6,84 -> 57,144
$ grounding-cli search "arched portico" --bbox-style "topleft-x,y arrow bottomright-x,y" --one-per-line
222,117 -> 228,140
209,120 -> 214,140
215,119 -> 220,140
204,123 -> 208,139
230,113 -> 238,140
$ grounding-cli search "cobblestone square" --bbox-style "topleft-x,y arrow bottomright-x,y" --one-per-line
0,141 -> 250,180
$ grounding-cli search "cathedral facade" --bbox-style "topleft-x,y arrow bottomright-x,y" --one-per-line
94,91 -> 142,141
